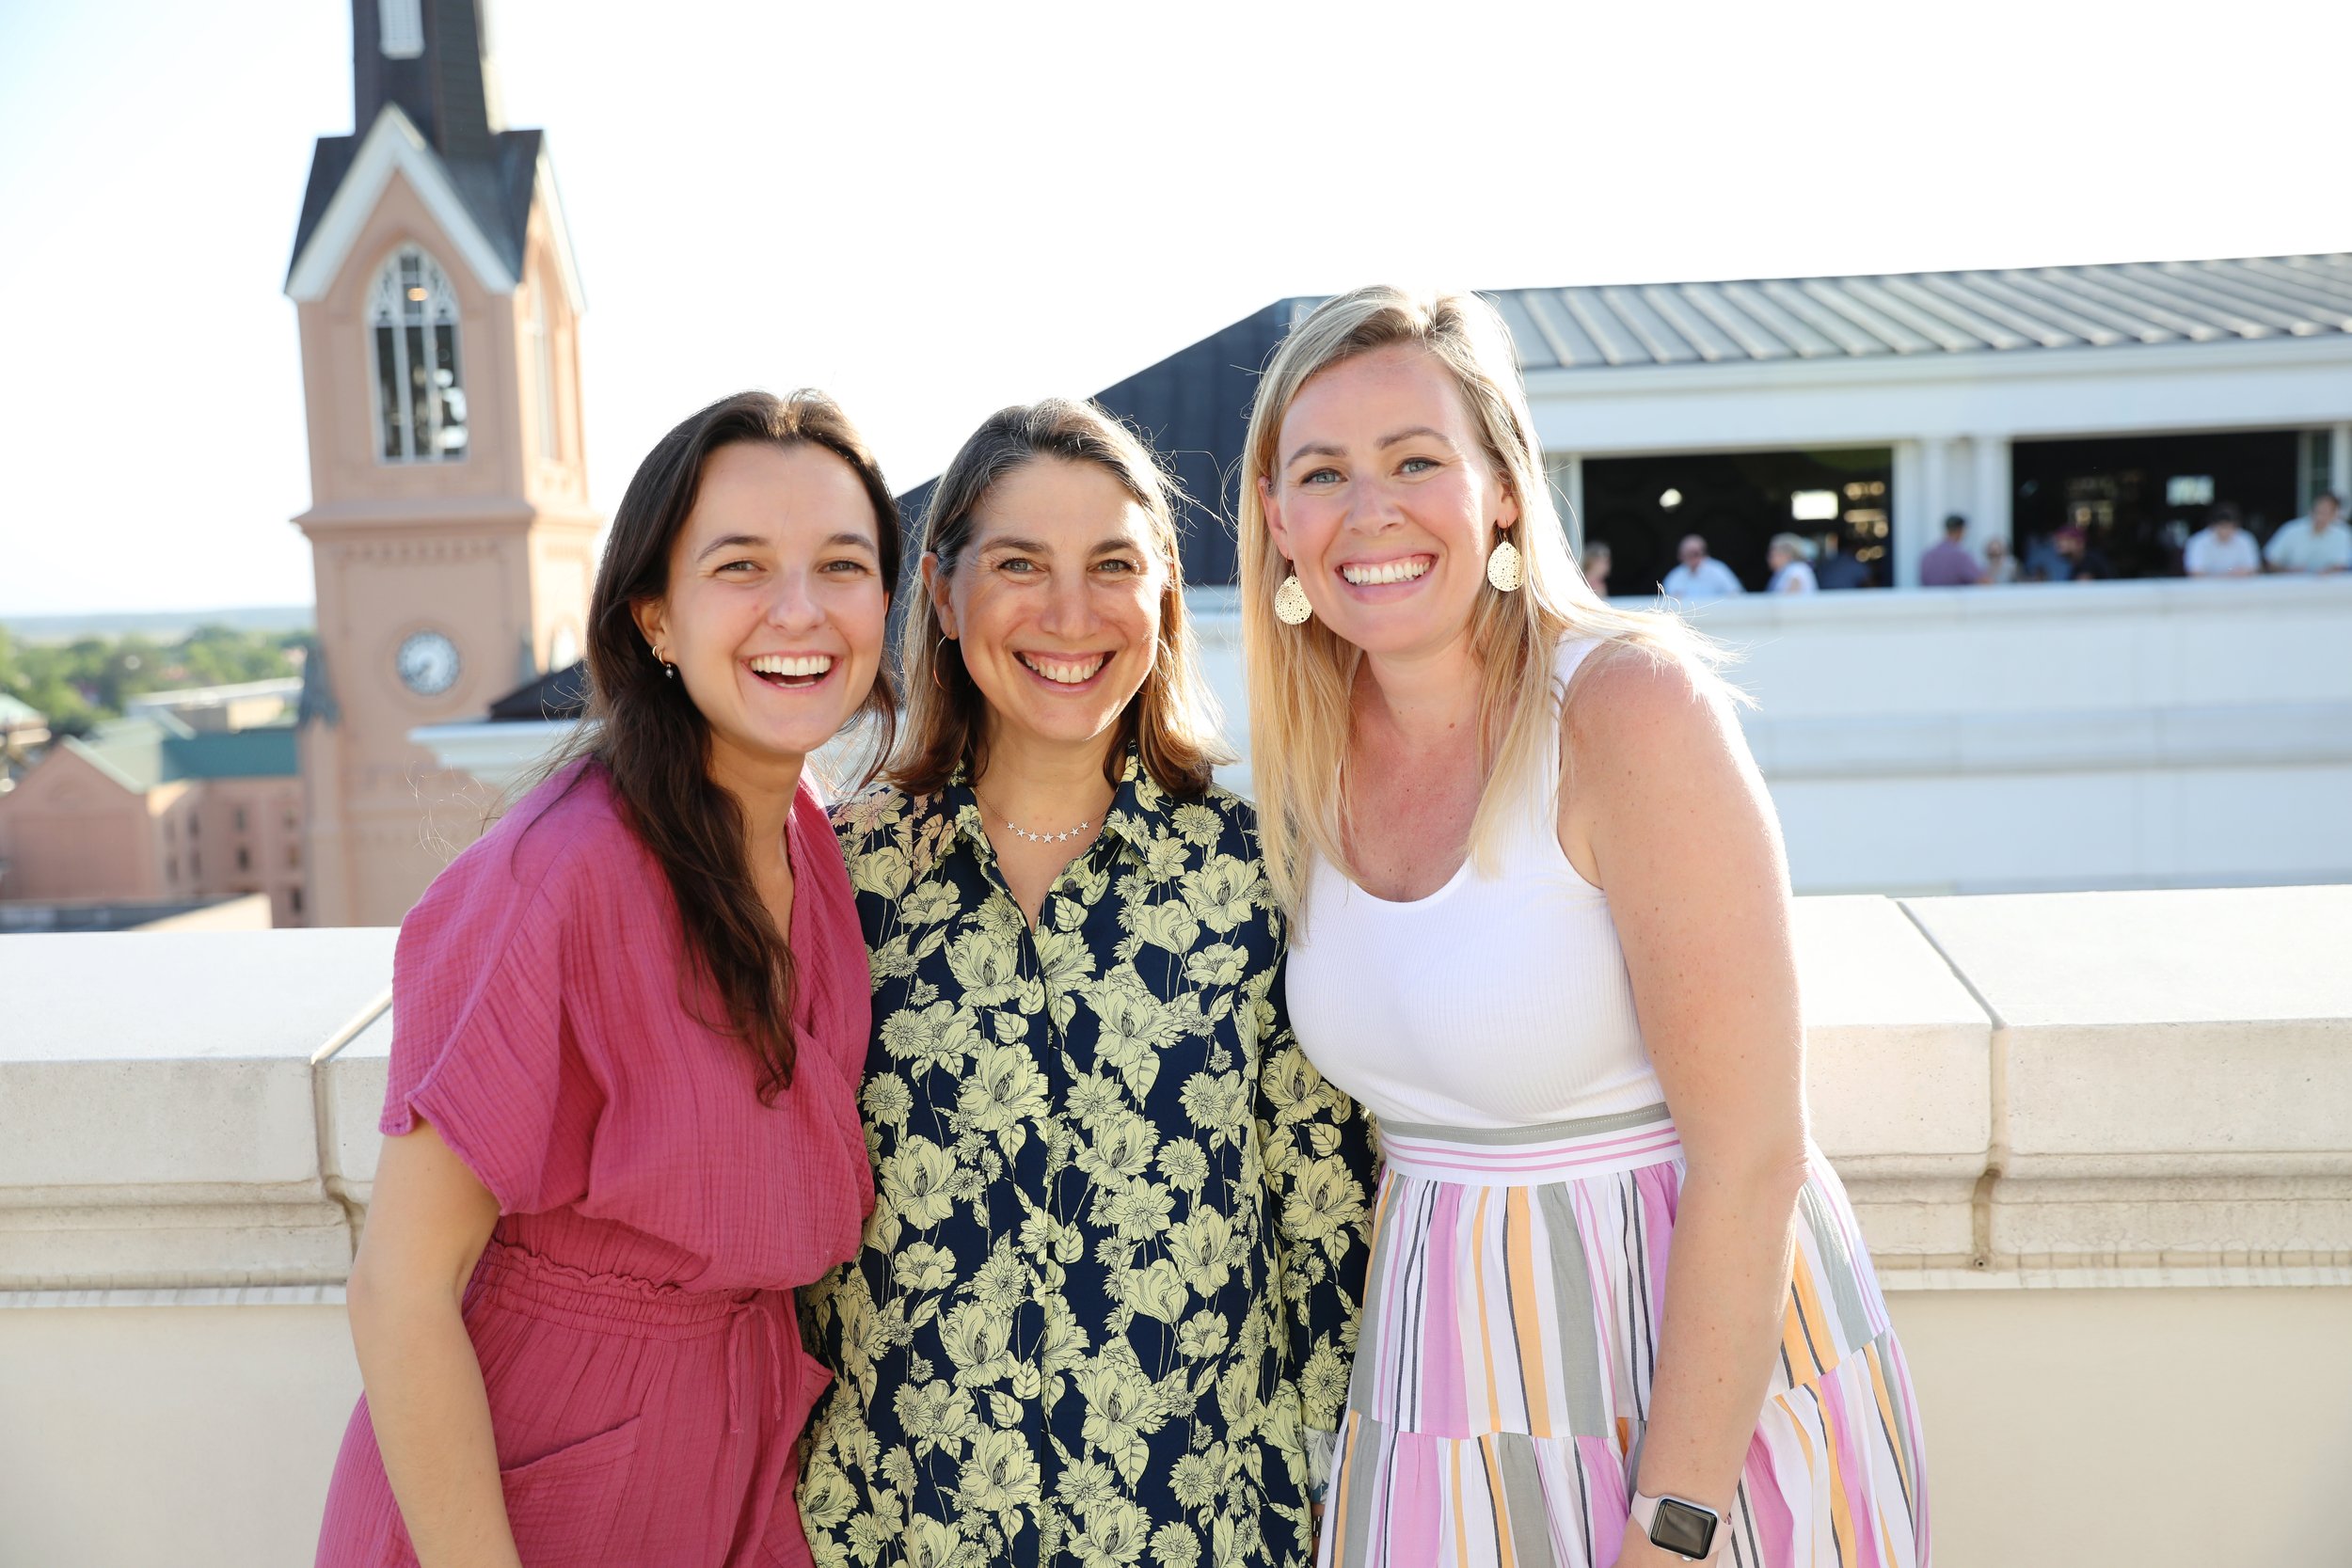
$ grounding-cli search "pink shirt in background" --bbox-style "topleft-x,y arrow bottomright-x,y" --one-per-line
1918,540 -> 1985,586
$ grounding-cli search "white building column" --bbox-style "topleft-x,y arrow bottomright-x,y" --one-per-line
2331,422 -> 2351,503
1972,434 -> 2013,553
1892,439 -> 1930,587
1548,452 -> 1585,554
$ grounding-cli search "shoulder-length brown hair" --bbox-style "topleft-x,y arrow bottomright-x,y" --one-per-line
573,388 -> 900,1101
888,398 -> 1227,797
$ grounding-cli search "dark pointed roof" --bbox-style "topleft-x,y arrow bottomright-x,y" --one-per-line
289,0 -> 544,284
486,661 -> 589,721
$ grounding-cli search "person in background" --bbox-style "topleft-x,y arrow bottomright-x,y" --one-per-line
1765,532 -> 1818,593
2265,491 -> 2350,574
1581,540 -> 1613,597
2183,501 -> 2262,578
1983,535 -> 2020,584
1918,514 -> 1984,586
2026,524 -> 2111,582
1661,532 -> 1744,602
1813,528 -> 1873,590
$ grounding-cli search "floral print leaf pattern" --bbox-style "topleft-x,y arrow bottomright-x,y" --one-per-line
802,760 -> 1375,1567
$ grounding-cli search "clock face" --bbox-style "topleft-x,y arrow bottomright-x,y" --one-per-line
396,629 -> 462,696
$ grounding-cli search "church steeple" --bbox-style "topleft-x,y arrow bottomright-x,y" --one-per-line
289,0 -> 554,299
283,1 -> 596,926
352,0 -> 500,158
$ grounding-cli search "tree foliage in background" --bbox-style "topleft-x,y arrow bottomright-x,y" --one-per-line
0,625 -> 311,737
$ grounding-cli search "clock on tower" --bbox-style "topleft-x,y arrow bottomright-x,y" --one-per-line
284,0 -> 598,927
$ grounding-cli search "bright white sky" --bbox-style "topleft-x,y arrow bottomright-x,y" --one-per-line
1,0 -> 2343,616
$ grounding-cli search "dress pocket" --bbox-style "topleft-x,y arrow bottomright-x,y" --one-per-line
500,1416 -> 641,1564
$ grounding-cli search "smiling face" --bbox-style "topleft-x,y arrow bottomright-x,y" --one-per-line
930,456 -> 1164,768
1260,343 -> 1518,662
633,440 -> 889,793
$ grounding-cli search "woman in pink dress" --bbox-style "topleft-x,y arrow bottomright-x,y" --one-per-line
315,389 -> 899,1568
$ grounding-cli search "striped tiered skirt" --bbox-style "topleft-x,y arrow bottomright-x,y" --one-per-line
1322,1105 -> 1928,1568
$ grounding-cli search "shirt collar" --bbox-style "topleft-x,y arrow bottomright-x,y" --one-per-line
942,746 -> 1161,863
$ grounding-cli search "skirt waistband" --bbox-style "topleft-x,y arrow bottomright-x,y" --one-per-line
1377,1103 -> 1681,1185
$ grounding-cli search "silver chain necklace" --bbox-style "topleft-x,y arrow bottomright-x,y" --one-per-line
975,790 -> 1098,846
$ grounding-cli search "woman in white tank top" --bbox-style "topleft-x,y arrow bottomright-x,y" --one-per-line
1235,289 -> 1927,1568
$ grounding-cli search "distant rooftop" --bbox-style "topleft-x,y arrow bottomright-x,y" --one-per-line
123,679 -> 303,717
67,717 -> 299,793
1485,253 -> 2352,372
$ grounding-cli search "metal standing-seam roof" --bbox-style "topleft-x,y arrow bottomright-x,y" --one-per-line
1487,254 -> 2352,372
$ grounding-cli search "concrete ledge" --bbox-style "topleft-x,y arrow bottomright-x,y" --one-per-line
3,887 -> 2348,1291
0,930 -> 394,1291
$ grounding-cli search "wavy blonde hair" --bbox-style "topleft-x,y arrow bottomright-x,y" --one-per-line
1239,286 -> 1729,916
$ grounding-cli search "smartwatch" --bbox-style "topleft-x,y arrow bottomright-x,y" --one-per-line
1630,1492 -> 1722,1561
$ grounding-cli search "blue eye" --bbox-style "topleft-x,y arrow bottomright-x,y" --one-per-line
1400,457 -> 1438,474
1301,468 -> 1342,486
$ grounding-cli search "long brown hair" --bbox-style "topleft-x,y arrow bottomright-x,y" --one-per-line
579,389 -> 900,1101
889,398 -> 1227,797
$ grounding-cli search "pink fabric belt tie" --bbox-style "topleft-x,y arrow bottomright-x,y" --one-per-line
723,1294 -> 790,1434
472,1240 -> 794,1435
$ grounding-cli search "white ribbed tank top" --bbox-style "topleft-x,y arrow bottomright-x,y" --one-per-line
1284,637 -> 1661,1130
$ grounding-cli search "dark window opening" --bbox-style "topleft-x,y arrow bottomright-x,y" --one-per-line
1580,448 -> 1895,594
2011,430 -> 2303,580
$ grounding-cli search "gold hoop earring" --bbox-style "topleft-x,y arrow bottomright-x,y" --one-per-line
1273,569 -> 1313,626
1486,534 -> 1524,594
931,633 -> 954,693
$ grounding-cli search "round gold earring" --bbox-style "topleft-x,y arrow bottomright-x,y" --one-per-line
1273,570 -> 1313,626
1486,534 -> 1524,594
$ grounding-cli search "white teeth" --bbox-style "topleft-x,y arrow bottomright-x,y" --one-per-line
1020,654 -> 1107,686
1341,558 -> 1433,586
750,655 -> 834,677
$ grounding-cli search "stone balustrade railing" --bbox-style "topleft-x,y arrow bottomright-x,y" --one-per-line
6,887 -> 2349,1567
7,885 -> 2348,1296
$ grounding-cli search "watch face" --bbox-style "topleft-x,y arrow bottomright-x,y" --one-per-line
1650,1497 -> 1719,1560
396,629 -> 461,696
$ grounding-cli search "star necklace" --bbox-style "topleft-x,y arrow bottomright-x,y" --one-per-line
973,787 -> 1102,847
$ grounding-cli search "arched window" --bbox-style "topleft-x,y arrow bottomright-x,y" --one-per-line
368,247 -> 469,463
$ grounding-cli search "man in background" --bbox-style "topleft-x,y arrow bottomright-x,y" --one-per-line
1581,541 -> 1613,597
1814,529 -> 1873,590
2264,492 -> 2350,574
1919,514 -> 1985,586
2183,502 -> 2261,578
1661,533 -> 1744,603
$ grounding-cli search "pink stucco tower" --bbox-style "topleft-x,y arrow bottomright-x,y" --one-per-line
285,0 -> 596,927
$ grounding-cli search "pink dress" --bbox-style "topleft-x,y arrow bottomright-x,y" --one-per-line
315,762 -> 874,1568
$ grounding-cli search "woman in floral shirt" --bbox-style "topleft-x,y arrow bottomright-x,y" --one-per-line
799,400 -> 1375,1568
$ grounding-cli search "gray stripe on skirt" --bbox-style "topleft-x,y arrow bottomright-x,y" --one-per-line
1379,1102 -> 1672,1148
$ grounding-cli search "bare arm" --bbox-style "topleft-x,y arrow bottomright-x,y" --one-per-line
345,1118 -> 521,1568
1565,649 -> 1807,1561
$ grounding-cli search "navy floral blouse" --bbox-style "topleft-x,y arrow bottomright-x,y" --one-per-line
799,756 -> 1376,1568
